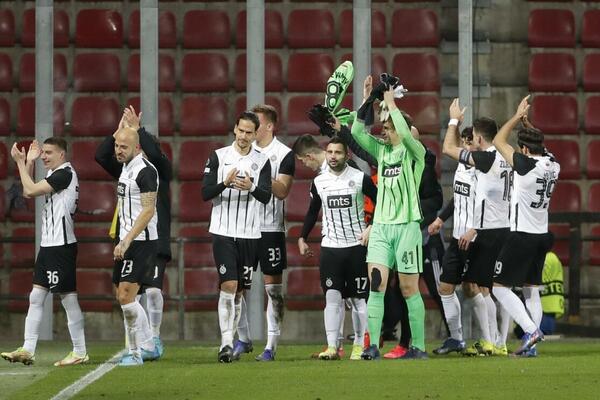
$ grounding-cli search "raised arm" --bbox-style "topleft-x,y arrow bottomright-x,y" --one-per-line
493,95 -> 530,168
442,98 -> 474,165
383,90 -> 425,160
338,124 -> 378,167
12,143 -> 54,197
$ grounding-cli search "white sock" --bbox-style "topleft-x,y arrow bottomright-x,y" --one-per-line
523,286 -> 543,328
218,291 -> 236,350
236,295 -> 251,343
497,301 -> 511,346
440,293 -> 463,341
349,298 -> 367,346
60,293 -> 86,355
338,300 -> 346,348
265,284 -> 284,351
459,290 -> 473,339
484,294 -> 499,345
145,288 -> 163,337
472,293 -> 492,342
324,290 -> 342,348
133,301 -> 155,351
122,302 -> 141,356
493,286 -> 537,334
23,287 -> 49,355
234,295 -> 242,338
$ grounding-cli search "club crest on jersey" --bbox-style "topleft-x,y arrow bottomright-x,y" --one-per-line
219,264 -> 226,274
454,181 -> 471,196
382,163 -> 403,178
325,278 -> 333,287
327,194 -> 352,209
128,172 -> 133,179
348,180 -> 355,187
117,182 -> 126,196
270,155 -> 277,162
251,163 -> 258,171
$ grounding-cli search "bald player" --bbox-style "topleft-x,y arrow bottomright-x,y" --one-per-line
113,127 -> 160,366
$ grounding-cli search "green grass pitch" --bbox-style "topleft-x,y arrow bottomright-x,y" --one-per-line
1,339 -> 599,400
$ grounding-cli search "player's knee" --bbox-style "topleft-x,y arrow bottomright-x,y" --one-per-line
400,282 -> 419,298
220,281 -> 238,294
438,282 -> 454,296
370,269 -> 382,292
462,282 -> 479,297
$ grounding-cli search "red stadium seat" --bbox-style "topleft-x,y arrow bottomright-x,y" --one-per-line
528,9 -> 575,48
582,10 -> 600,48
18,53 -> 68,92
127,53 -> 175,92
286,95 -> 321,135
0,9 -> 14,46
589,225 -> 600,265
179,182 -> 212,222
234,96 -> 282,128
126,97 -> 175,136
587,140 -> 600,178
75,227 -> 114,269
287,53 -> 334,92
287,242 -> 321,268
235,10 -> 284,49
8,271 -> 34,312
77,271 -> 114,312
420,137 -> 441,177
396,95 -> 440,135
75,9 -> 123,48
184,269 -> 218,311
341,53 -> 387,92
588,183 -> 600,212
16,97 -> 65,136
181,54 -> 229,92
183,10 -> 230,49
70,96 -> 120,137
286,180 -> 312,222
585,96 -> 600,135
128,10 -> 176,48
0,53 -> 12,91
544,139 -> 580,179
234,53 -> 283,92
549,224 -> 570,265
391,9 -> 439,47
529,95 -> 578,135
549,182 -> 580,212
0,185 -> 4,220
392,53 -> 440,92
8,190 -> 35,223
22,9 -> 69,48
287,10 -> 335,48
10,227 -> 34,268
0,97 -> 10,135
179,226 -> 213,268
178,140 -> 223,180
180,96 -> 229,136
71,141 -> 114,180
73,53 -> 120,92
529,53 -> 576,92
77,181 -> 116,222
339,9 -> 386,48
0,142 -> 7,179
583,54 -> 600,92
286,269 -> 324,310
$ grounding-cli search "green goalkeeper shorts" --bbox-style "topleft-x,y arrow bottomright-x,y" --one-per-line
366,222 -> 423,274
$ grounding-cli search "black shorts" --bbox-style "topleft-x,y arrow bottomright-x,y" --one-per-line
140,254 -> 168,291
319,245 -> 368,299
212,234 -> 259,291
113,240 -> 158,285
463,228 -> 509,289
33,243 -> 78,293
439,238 -> 470,285
493,231 -> 551,287
256,231 -> 287,275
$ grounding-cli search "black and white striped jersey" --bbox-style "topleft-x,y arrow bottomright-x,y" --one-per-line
452,162 -> 477,239
203,144 -> 272,239
510,152 -> 560,234
41,162 -> 78,247
470,146 -> 512,230
117,153 -> 158,241
306,164 -> 377,248
252,137 -> 295,232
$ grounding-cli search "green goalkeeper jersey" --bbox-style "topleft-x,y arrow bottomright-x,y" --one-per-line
351,108 -> 425,225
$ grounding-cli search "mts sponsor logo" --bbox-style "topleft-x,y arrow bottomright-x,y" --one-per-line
382,163 -> 402,178
117,182 -> 126,196
327,194 -> 353,209
454,181 -> 471,196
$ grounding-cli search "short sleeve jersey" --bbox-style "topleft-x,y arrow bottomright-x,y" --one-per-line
42,162 -> 79,247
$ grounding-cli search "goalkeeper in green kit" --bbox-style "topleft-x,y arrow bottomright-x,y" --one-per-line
352,75 -> 427,360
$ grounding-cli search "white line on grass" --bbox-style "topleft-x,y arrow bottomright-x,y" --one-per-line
0,371 -> 38,376
49,350 -> 124,400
